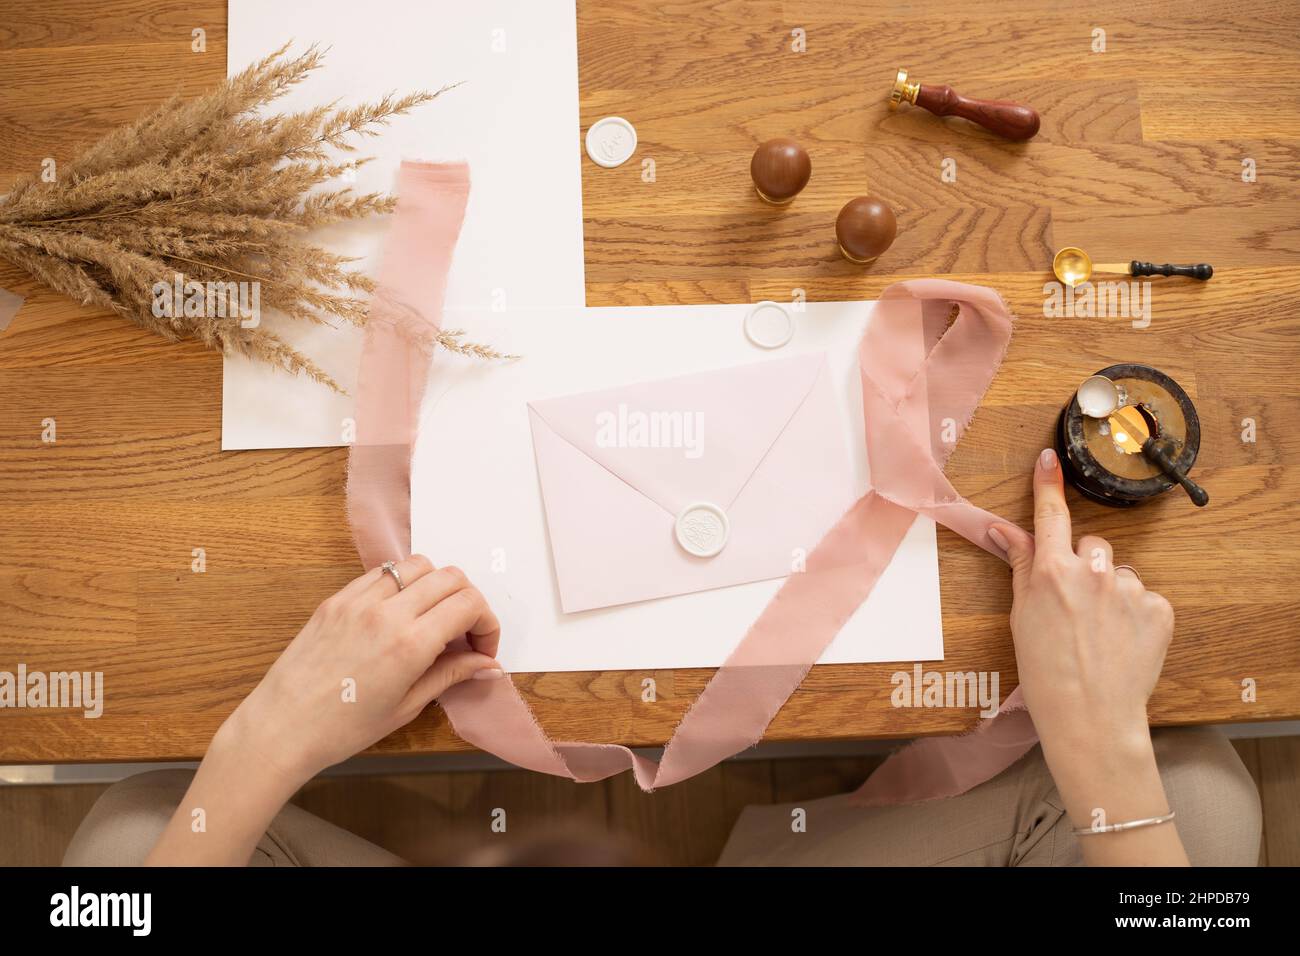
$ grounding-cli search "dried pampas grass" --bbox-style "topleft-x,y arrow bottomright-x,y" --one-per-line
0,43 -> 503,392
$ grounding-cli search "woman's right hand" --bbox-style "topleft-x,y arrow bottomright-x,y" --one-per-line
988,448 -> 1175,756
988,448 -> 1187,864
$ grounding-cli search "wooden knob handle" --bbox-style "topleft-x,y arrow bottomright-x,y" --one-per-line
749,138 -> 812,204
914,84 -> 1040,141
836,196 -> 897,264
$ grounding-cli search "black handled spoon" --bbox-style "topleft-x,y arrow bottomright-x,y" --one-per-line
1108,405 -> 1209,507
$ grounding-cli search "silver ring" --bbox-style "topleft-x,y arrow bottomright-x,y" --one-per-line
380,560 -> 405,592
1115,564 -> 1142,583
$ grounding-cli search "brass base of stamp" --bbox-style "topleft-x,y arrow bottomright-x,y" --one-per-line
838,242 -> 880,265
755,185 -> 796,205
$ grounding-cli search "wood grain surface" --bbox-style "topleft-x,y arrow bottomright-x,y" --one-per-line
1,0 -> 1298,763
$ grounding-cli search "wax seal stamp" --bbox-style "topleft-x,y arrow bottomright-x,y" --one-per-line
585,116 -> 637,168
744,300 -> 795,349
889,67 -> 1040,141
675,502 -> 729,557
750,138 -> 812,204
836,196 -> 897,264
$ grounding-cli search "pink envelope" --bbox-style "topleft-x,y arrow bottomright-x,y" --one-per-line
527,352 -> 856,612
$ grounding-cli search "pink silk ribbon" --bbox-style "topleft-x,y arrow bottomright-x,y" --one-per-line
347,162 -> 470,564
350,162 -> 1040,799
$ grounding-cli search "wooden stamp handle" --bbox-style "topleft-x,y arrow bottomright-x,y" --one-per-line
1130,261 -> 1214,281
915,84 -> 1040,141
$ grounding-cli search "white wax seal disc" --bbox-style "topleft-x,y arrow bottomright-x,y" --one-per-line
1077,374 -> 1119,418
744,300 -> 795,349
675,502 -> 729,558
585,116 -> 637,168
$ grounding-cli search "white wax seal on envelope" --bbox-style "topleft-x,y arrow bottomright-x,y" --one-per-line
585,116 -> 637,168
675,502 -> 729,558
744,300 -> 795,349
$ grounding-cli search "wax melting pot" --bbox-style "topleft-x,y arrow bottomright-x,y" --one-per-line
889,68 -> 1040,141
750,138 -> 812,204
1057,364 -> 1206,508
836,196 -> 897,264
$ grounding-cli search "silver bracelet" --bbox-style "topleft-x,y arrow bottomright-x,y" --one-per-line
1072,809 -> 1176,836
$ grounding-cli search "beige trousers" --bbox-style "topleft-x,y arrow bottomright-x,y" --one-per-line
63,770 -> 404,867
719,726 -> 1262,866
63,726 -> 1260,867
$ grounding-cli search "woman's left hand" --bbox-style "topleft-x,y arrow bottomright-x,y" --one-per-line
221,555 -> 503,787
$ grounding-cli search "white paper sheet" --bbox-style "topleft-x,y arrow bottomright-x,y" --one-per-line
412,301 -> 944,673
222,0 -> 586,449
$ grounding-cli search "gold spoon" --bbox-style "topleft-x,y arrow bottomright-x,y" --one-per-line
1052,246 -> 1214,288
1107,405 -> 1209,507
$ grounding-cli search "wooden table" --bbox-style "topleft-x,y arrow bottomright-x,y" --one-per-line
2,0 -> 1298,763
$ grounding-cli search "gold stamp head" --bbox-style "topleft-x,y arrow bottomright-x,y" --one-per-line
889,68 -> 920,110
